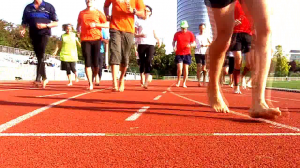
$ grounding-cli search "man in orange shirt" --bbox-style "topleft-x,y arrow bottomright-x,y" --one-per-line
104,0 -> 146,92
77,0 -> 108,90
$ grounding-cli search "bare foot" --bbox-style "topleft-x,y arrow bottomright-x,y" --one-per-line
249,105 -> 281,119
67,83 -> 72,86
198,83 -> 202,87
176,81 -> 180,87
183,83 -> 187,88
234,86 -> 242,94
32,81 -> 40,88
119,80 -> 125,92
75,78 -> 79,82
246,81 -> 252,88
208,84 -> 230,113
241,77 -> 247,89
42,79 -> 48,89
230,83 -> 233,88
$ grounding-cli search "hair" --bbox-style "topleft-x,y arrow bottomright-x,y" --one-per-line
145,5 -> 152,17
62,24 -> 74,31
199,23 -> 206,27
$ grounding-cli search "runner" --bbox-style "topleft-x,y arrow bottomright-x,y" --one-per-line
20,0 -> 58,88
229,0 -> 253,94
172,20 -> 196,88
77,0 -> 108,90
204,0 -> 281,118
94,28 -> 109,86
221,51 -> 234,86
135,5 -> 161,89
104,0 -> 146,92
195,23 -> 211,87
52,24 -> 80,86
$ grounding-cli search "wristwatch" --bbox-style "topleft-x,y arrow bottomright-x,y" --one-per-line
132,8 -> 137,15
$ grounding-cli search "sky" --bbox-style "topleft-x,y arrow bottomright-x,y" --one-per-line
0,0 -> 299,54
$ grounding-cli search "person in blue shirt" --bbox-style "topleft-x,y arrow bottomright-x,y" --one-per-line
94,28 -> 109,86
20,0 -> 58,88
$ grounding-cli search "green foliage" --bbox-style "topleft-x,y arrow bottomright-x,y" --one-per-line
273,45 -> 291,77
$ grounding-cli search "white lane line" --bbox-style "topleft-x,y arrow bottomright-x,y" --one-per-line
266,99 -> 279,103
36,93 -> 67,98
0,132 -> 299,137
154,95 -> 162,101
162,91 -> 167,94
169,89 -> 300,132
0,89 -> 105,133
125,106 -> 150,121
0,89 -> 22,92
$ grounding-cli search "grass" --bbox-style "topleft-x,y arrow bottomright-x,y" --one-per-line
266,81 -> 300,90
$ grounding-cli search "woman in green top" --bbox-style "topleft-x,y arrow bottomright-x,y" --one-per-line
53,24 -> 81,86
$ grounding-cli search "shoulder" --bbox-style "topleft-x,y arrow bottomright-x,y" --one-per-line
44,2 -> 55,9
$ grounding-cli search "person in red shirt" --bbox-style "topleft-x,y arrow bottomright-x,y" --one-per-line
229,0 -> 253,94
172,20 -> 196,88
204,0 -> 281,119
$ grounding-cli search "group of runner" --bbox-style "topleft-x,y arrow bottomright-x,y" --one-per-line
19,0 -> 281,119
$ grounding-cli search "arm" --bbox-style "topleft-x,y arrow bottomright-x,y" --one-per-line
52,42 -> 61,56
153,30 -> 161,47
20,8 -> 28,37
76,38 -> 81,47
104,0 -> 111,21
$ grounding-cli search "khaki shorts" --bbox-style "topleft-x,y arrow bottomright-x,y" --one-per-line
109,29 -> 134,67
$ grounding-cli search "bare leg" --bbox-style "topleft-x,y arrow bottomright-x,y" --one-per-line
243,0 -> 281,118
111,65 -> 119,91
67,74 -> 72,86
119,65 -> 127,92
140,72 -> 145,87
183,64 -> 189,88
74,71 -> 79,82
202,65 -> 207,86
207,3 -> 236,113
85,67 -> 93,90
176,63 -> 183,87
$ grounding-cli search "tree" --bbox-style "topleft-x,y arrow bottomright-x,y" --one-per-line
273,45 -> 291,77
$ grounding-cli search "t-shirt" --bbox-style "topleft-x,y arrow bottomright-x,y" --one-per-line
77,9 -> 107,41
59,33 -> 78,62
195,33 -> 210,54
135,18 -> 156,46
100,28 -> 109,53
234,1 -> 252,35
173,31 -> 195,55
22,1 -> 58,36
104,0 -> 145,33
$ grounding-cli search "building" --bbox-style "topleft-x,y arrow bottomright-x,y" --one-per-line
177,0 -> 213,36
289,50 -> 300,62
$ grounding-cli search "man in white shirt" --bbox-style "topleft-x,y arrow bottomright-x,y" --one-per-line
195,23 -> 211,86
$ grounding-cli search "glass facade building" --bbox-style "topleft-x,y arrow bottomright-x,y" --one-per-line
177,0 -> 213,36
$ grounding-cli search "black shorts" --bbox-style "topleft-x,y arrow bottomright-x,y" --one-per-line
61,61 -> 76,75
228,57 -> 234,74
175,55 -> 192,65
204,0 -> 236,8
195,54 -> 206,65
230,33 -> 252,53
223,57 -> 229,67
81,40 -> 101,67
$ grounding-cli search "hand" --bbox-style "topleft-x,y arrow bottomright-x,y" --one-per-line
106,15 -> 111,21
36,23 -> 47,29
141,34 -> 147,38
20,29 -> 26,37
235,19 -> 242,26
90,22 -> 96,29
186,44 -> 191,48
173,47 -> 177,52
101,39 -> 109,44
157,41 -> 161,48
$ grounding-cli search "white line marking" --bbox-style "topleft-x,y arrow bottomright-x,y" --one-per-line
125,106 -> 150,121
169,89 -> 300,132
266,99 -> 279,103
0,89 -> 22,92
162,91 -> 167,94
36,93 -> 67,98
0,132 -> 299,137
154,95 -> 162,101
0,89 -> 105,133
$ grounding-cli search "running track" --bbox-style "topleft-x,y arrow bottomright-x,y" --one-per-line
0,80 -> 299,167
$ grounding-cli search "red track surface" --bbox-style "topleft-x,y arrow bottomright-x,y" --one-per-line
0,80 -> 299,167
